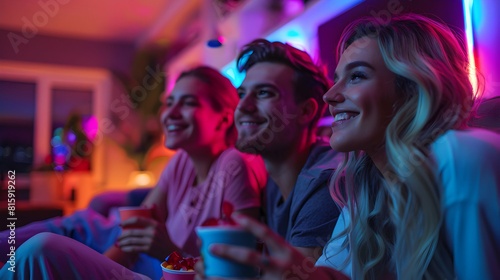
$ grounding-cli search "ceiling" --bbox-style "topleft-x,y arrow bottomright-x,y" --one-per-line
0,0 -> 203,47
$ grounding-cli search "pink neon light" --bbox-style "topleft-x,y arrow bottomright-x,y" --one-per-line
82,115 -> 98,142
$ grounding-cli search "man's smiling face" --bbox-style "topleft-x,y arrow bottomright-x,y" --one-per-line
235,62 -> 301,155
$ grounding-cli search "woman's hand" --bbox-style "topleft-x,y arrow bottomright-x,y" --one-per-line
117,208 -> 176,261
206,214 -> 348,280
193,257 -> 205,280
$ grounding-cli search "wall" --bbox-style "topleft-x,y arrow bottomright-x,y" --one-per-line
472,0 -> 500,99
318,0 -> 499,100
0,29 -> 135,77
318,0 -> 465,81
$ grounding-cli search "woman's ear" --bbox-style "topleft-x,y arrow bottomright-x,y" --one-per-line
298,98 -> 319,125
216,110 -> 233,130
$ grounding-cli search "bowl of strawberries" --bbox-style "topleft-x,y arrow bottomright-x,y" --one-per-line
161,251 -> 197,280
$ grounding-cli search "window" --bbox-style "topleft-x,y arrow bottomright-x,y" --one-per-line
0,80 -> 37,173
0,60 -> 110,181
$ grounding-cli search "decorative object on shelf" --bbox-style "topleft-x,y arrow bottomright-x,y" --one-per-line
41,113 -> 95,172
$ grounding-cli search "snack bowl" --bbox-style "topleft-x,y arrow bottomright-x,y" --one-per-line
161,262 -> 195,280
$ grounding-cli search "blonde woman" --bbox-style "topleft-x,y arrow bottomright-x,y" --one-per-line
203,14 -> 500,280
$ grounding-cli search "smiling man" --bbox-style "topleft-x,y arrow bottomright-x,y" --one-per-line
233,39 -> 343,261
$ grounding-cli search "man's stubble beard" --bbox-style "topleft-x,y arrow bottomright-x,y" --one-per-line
235,129 -> 288,157
235,133 -> 266,155
235,109 -> 296,156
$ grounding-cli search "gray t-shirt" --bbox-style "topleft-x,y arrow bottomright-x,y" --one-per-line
265,140 -> 342,248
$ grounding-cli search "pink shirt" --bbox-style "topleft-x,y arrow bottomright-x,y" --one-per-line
159,147 -> 267,257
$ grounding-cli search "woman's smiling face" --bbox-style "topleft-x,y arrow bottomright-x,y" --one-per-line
323,38 -> 400,155
160,76 -> 223,151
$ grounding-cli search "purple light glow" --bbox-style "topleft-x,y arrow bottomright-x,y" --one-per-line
54,165 -> 65,172
67,131 -> 76,145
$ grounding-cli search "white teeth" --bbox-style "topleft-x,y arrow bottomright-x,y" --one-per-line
167,125 -> 183,131
334,113 -> 357,122
334,113 -> 349,122
241,122 -> 259,125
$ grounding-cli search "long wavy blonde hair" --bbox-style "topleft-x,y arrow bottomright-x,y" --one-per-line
328,14 -> 480,279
